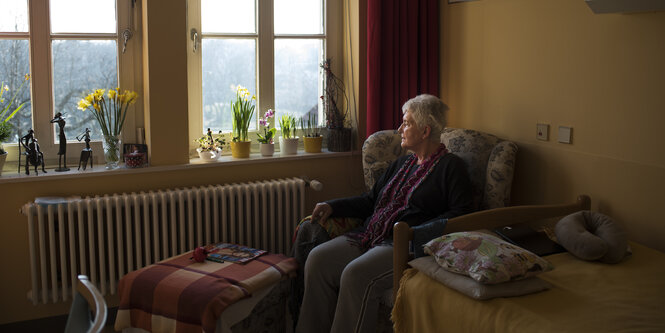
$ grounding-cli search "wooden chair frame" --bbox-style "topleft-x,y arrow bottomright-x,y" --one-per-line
392,195 -> 591,300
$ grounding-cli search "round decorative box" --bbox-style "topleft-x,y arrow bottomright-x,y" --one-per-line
125,151 -> 146,168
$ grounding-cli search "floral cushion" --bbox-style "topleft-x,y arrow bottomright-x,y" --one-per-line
424,231 -> 553,284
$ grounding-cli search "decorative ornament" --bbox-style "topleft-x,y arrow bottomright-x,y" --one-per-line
192,246 -> 208,263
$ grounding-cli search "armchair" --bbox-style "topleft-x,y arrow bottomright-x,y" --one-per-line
362,128 -> 518,296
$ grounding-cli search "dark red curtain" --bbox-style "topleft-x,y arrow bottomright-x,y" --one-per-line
366,0 -> 439,137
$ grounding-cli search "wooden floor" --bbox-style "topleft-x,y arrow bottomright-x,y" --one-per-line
0,307 -> 118,332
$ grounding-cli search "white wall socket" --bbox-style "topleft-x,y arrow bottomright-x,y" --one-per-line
537,123 -> 549,141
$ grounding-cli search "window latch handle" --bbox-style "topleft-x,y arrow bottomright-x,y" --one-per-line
190,28 -> 199,53
122,29 -> 133,54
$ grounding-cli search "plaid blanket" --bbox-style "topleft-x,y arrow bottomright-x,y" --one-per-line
114,250 -> 297,333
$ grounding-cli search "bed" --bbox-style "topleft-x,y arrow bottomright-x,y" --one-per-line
391,195 -> 665,332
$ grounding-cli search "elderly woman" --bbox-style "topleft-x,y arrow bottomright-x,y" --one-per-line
294,94 -> 473,333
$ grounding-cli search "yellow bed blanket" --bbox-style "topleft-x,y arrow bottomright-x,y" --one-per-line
392,242 -> 665,333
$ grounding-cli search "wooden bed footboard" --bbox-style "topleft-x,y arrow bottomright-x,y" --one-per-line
392,195 -> 591,301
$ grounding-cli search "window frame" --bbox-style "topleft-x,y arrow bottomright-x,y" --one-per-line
187,0 -> 340,156
0,0 -> 140,165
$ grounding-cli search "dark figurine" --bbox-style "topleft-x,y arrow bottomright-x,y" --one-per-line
50,112 -> 69,171
19,129 -> 46,175
76,128 -> 93,170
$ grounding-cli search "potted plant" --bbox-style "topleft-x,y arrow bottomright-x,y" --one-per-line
279,113 -> 298,155
321,59 -> 352,152
77,87 -> 138,169
0,74 -> 30,176
230,85 -> 255,158
194,128 -> 225,162
300,113 -> 322,153
257,108 -> 276,157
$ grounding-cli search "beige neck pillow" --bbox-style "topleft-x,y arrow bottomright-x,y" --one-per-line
554,211 -> 628,264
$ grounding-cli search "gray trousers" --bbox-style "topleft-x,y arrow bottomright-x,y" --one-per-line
295,235 -> 393,333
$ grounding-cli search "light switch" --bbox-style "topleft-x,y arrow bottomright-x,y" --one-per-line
537,124 -> 549,141
558,126 -> 572,144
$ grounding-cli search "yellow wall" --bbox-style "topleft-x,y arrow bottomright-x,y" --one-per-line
442,0 -> 665,251
0,0 -> 364,324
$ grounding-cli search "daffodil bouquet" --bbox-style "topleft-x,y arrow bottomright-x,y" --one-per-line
77,88 -> 138,168
231,85 -> 255,142
77,88 -> 138,137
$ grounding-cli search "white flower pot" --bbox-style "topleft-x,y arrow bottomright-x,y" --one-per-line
259,143 -> 275,157
279,137 -> 299,155
197,147 -> 221,162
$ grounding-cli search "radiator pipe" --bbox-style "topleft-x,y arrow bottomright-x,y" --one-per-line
300,176 -> 323,191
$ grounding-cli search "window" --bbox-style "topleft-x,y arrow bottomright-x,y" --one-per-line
0,0 -> 138,163
188,0 -> 341,152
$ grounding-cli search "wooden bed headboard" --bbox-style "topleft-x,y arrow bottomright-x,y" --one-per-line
392,195 -> 591,300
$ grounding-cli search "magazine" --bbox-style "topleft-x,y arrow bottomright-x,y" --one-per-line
205,243 -> 267,264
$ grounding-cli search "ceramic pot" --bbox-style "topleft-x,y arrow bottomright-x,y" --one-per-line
197,147 -> 221,162
230,141 -> 251,158
279,137 -> 299,155
259,143 -> 275,157
303,136 -> 323,153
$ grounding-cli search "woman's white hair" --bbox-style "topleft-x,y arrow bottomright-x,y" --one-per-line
401,94 -> 449,142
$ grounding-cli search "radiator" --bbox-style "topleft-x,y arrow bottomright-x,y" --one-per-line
21,177 -> 306,305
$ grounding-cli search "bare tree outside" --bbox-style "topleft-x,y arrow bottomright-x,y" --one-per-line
0,39 -> 32,144
52,40 -> 118,141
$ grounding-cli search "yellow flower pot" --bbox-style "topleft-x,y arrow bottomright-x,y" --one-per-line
231,141 -> 251,158
303,136 -> 323,153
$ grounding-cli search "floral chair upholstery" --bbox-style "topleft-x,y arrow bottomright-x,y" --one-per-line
362,128 -> 518,211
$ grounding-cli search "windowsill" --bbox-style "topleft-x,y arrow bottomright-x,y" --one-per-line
0,149 -> 358,185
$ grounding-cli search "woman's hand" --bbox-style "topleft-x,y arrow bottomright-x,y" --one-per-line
311,203 -> 333,224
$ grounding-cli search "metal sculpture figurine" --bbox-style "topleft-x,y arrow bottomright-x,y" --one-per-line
50,112 -> 69,171
19,129 -> 46,175
76,128 -> 93,170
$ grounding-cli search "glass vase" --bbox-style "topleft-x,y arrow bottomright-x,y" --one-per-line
102,134 -> 122,169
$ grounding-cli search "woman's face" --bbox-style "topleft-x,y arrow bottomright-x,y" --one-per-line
398,111 -> 426,150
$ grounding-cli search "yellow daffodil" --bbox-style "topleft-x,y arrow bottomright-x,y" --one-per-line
77,87 -> 139,137
77,99 -> 91,110
2,85 -> 7,92
24,74 -> 30,81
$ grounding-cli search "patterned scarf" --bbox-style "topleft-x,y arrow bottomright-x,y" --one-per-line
354,144 -> 448,248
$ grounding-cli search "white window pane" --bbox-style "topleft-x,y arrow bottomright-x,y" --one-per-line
0,0 -> 28,32
202,38 -> 256,133
50,0 -> 116,33
52,40 -> 118,141
274,39 -> 323,128
202,0 -> 256,34
0,39 -> 32,143
275,0 -> 323,35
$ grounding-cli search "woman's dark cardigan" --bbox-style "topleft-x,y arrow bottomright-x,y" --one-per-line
326,152 -> 474,237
